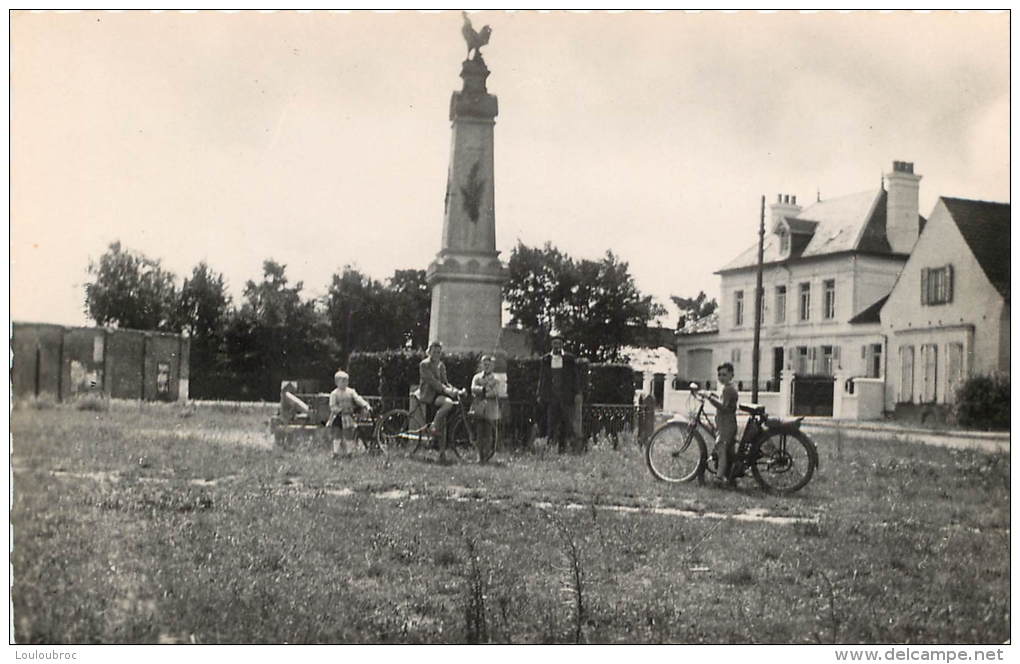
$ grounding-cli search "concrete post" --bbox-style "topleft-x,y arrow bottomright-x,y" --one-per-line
778,370 -> 794,418
638,392 -> 657,445
832,369 -> 846,419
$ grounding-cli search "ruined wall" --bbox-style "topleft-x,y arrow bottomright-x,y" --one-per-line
11,323 -> 190,402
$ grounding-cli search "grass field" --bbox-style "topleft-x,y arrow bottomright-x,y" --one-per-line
10,399 -> 1010,644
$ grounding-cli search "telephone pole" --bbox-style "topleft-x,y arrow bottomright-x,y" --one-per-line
752,195 -> 765,403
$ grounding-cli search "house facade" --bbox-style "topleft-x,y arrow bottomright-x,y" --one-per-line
880,197 -> 1010,413
675,161 -> 923,405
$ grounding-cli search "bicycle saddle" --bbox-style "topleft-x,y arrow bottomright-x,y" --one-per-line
766,416 -> 805,428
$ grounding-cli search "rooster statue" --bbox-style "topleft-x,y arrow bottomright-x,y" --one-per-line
461,12 -> 492,60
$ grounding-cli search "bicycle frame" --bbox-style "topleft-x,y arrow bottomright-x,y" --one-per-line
405,394 -> 478,450
647,386 -> 817,492
688,389 -> 790,477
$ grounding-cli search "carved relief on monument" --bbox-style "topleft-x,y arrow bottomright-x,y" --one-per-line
460,161 -> 486,222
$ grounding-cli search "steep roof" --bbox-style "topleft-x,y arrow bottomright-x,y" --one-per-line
941,197 -> 1011,299
848,294 -> 888,325
718,188 -> 915,273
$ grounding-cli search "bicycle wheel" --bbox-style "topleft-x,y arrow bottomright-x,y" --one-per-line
450,415 -> 482,463
750,428 -> 818,494
375,409 -> 411,452
646,421 -> 707,483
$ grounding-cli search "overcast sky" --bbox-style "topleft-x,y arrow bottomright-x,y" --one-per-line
10,10 -> 1011,329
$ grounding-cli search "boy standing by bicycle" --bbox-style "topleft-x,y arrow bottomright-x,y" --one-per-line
707,362 -> 738,485
327,370 -> 372,459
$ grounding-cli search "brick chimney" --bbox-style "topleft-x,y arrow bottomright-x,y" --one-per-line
770,193 -> 802,228
886,161 -> 922,254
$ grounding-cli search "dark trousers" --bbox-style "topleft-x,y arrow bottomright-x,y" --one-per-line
541,398 -> 575,451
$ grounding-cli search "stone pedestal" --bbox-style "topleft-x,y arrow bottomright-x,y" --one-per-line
427,55 -> 506,354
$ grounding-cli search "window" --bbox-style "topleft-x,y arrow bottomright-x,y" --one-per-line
899,345 -> 915,403
862,343 -> 883,378
775,285 -> 787,324
921,265 -> 954,305
820,345 -> 840,376
734,290 -> 745,327
778,226 -> 790,255
823,279 -> 836,319
799,282 -> 811,322
796,346 -> 811,375
921,344 -> 938,403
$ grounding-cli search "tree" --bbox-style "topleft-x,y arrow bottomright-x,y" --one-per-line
84,241 -> 179,331
175,262 -> 231,338
505,242 -> 666,362
226,260 -> 335,398
671,291 -> 717,331
324,267 -> 432,363
175,261 -> 232,372
325,266 -> 403,361
387,268 -> 431,351
504,241 -> 576,341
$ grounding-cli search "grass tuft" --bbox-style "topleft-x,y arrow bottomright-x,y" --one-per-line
433,548 -> 461,567
720,565 -> 754,586
74,394 -> 111,412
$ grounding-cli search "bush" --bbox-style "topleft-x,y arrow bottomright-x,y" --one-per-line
347,352 -> 383,395
15,394 -> 58,411
357,349 -> 486,398
586,363 -> 635,404
954,374 -> 1009,431
349,352 -> 632,405
506,357 -> 541,402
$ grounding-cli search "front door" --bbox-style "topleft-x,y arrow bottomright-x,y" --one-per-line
772,347 -> 784,389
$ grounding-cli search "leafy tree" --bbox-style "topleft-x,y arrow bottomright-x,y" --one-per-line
504,241 -> 576,342
84,241 -> 179,331
387,268 -> 431,351
175,262 -> 231,336
325,266 -> 403,361
671,291 -> 718,330
505,242 -> 665,362
175,261 -> 232,371
225,260 -> 336,398
325,267 -> 433,364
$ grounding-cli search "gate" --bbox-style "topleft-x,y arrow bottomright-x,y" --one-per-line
792,375 -> 835,416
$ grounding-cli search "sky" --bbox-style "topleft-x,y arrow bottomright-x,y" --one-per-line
9,10 -> 1011,329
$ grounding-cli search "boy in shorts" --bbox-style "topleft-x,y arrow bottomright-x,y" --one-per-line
327,370 -> 372,458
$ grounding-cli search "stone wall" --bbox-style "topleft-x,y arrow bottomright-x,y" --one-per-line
11,323 -> 190,402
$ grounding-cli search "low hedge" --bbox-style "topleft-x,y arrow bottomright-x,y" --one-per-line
348,351 -> 634,404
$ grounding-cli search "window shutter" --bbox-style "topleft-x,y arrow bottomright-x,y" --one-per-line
920,268 -> 929,305
834,346 -> 841,362
946,264 -> 954,303
861,345 -> 867,359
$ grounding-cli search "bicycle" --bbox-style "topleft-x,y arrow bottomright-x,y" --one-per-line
374,389 -> 497,463
645,384 -> 818,494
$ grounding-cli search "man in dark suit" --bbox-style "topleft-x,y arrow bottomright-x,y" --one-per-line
537,332 -> 580,454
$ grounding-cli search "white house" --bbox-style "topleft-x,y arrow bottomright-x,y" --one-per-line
879,197 -> 1010,413
674,161 -> 924,416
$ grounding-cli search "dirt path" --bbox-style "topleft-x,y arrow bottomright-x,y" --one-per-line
35,467 -> 816,526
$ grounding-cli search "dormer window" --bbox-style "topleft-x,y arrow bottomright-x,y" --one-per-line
775,222 -> 791,256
